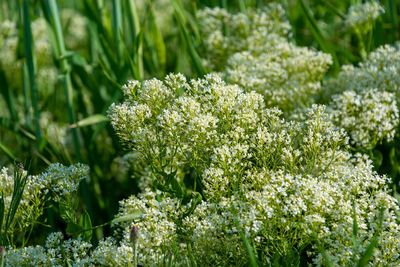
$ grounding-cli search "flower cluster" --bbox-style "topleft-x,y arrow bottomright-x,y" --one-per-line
197,4 -> 291,70
4,232 -> 92,266
324,45 -> 400,148
329,89 -> 398,148
108,74 -> 400,265
115,190 -> 188,266
0,167 -> 46,240
37,163 -> 89,201
0,163 -> 88,245
198,4 -> 332,115
344,1 -> 384,33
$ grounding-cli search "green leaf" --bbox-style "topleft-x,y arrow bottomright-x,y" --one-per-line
69,114 -> 109,129
111,211 -> 143,224
59,201 -> 76,223
79,211 -> 92,241
356,237 -> 378,267
181,192 -> 202,219
66,222 -> 82,238
0,142 -> 16,161
164,171 -> 183,199
371,149 -> 383,168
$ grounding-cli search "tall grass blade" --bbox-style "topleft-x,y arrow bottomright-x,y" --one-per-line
0,71 -> 18,124
4,166 -> 28,245
126,0 -> 143,79
145,3 -> 166,76
69,114 -> 109,129
41,0 -> 81,160
388,0 -> 399,42
112,0 -> 123,63
232,208 -> 258,267
0,142 -> 17,161
172,0 -> 206,76
298,0 -> 339,71
356,208 -> 384,267
22,0 -> 41,145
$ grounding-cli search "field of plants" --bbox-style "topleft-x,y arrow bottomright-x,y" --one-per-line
1,0 -> 400,266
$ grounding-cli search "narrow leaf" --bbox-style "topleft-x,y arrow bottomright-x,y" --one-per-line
0,142 -> 17,161
111,211 -> 143,224
69,114 -> 109,128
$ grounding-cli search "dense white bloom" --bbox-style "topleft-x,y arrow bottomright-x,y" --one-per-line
108,74 -> 400,265
115,190 -> 187,266
198,4 -> 332,115
5,233 -> 92,266
329,89 -> 399,148
197,4 -> 291,70
38,163 -> 89,200
324,45 -> 400,148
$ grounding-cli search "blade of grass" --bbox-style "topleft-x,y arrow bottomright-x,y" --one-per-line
172,0 -> 206,76
41,0 -> 81,160
4,166 -> 28,245
352,200 -> 360,263
69,114 -> 109,129
112,0 -> 123,64
144,2 -> 166,76
0,142 -> 17,161
0,71 -> 18,123
0,193 -> 4,244
125,0 -> 143,79
22,0 -> 41,145
232,204 -> 258,267
356,208 -> 384,267
298,0 -> 340,71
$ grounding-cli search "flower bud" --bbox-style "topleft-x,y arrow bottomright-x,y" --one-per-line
130,225 -> 140,246
0,245 -> 5,256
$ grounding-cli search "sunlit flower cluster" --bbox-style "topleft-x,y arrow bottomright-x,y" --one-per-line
108,74 -> 400,265
329,89 -> 398,148
198,4 -> 332,115
325,45 -> 400,148
197,4 -> 291,70
0,167 -> 45,239
2,2 -> 400,266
